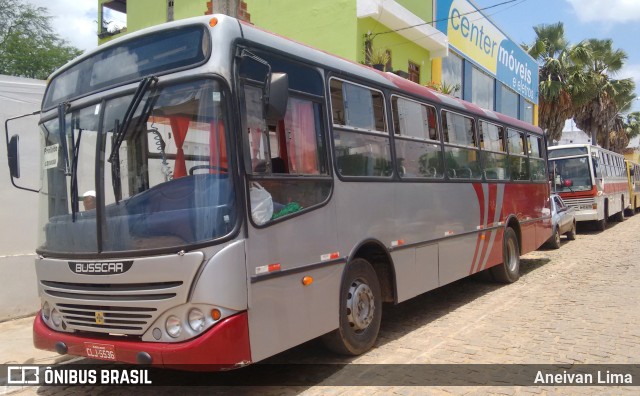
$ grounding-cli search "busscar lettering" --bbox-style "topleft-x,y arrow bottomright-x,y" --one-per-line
75,262 -> 124,273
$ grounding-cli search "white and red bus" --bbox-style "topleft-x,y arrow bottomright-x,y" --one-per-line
548,144 -> 628,230
5,15 -> 550,368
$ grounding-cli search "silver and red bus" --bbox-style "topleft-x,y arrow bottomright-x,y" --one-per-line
548,144 -> 628,230
5,15 -> 550,368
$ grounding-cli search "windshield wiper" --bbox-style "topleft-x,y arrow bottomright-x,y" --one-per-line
108,76 -> 158,204
108,76 -> 158,164
57,102 -> 70,175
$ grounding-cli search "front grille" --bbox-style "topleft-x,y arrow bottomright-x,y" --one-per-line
564,197 -> 594,209
41,281 -> 185,335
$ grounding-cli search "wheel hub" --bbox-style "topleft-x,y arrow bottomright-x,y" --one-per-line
506,238 -> 518,272
346,280 -> 375,332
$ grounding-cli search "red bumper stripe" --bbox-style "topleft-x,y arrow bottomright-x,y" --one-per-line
33,311 -> 251,368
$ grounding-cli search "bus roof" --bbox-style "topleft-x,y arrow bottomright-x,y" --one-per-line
48,14 -> 542,135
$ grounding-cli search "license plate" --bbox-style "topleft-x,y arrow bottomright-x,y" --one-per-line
84,342 -> 116,361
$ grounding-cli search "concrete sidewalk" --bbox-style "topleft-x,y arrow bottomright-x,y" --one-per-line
0,316 -> 70,366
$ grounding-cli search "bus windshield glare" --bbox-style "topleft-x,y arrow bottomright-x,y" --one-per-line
38,79 -> 236,255
548,156 -> 593,193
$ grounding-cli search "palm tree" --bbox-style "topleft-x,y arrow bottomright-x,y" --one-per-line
527,22 -> 583,143
572,39 -> 636,150
609,111 -> 640,152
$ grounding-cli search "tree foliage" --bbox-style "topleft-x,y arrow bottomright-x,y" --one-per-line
0,0 -> 82,79
530,25 -> 637,153
572,39 -> 635,149
527,23 -> 583,142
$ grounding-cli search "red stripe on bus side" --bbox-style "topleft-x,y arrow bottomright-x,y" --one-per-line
470,183 -> 485,275
477,183 -> 498,272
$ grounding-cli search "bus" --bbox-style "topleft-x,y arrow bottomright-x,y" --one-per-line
548,144 -> 628,230
625,159 -> 640,215
5,15 -> 551,368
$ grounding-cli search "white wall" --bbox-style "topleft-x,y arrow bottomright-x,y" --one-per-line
0,75 -> 45,321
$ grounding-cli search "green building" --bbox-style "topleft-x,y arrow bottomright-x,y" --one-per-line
97,0 -> 538,124
98,0 -> 447,85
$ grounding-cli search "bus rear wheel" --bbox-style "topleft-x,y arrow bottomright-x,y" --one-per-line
490,227 -> 520,283
322,258 -> 382,356
614,201 -> 625,222
596,217 -> 607,231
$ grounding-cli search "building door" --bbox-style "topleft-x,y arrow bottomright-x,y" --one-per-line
408,61 -> 420,83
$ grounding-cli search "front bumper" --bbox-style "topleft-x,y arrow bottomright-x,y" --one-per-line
574,209 -> 598,222
33,311 -> 251,369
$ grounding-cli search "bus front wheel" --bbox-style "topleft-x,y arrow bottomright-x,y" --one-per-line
490,227 -> 520,283
322,258 -> 382,356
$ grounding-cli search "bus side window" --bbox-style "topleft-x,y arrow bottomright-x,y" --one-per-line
528,134 -> 546,181
478,120 -> 509,181
392,96 -> 443,179
243,85 -> 331,225
441,110 -> 481,179
507,128 -> 529,181
331,78 -> 392,178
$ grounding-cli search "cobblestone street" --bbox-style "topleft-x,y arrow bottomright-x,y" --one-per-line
7,215 -> 640,395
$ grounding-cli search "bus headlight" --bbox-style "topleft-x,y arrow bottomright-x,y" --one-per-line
188,309 -> 205,332
142,304 -> 237,343
165,315 -> 182,338
41,302 -> 51,322
51,308 -> 62,327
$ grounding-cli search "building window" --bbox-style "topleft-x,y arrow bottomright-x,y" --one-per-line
167,0 -> 174,21
522,100 -> 534,124
471,66 -> 494,110
442,52 -> 463,99
408,62 -> 420,83
100,0 -> 127,38
500,84 -> 518,119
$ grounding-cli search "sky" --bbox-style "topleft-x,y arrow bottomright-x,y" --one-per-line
22,0 -> 640,113
473,0 -> 640,114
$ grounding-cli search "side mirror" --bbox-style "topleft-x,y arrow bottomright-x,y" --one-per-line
265,72 -> 289,123
8,134 -> 20,179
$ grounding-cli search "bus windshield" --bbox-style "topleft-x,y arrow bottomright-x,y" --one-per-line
548,155 -> 593,193
38,79 -> 236,255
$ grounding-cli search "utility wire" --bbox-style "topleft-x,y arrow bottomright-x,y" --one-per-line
371,0 -> 521,39
377,0 -> 530,52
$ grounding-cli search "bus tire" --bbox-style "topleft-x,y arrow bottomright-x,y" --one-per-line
614,201 -> 625,222
490,227 -> 520,283
322,258 -> 382,356
596,217 -> 607,231
566,221 -> 577,241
